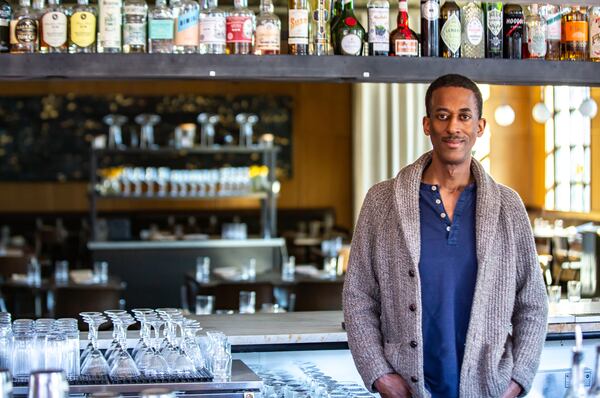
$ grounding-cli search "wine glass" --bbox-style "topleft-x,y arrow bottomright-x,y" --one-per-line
109,315 -> 140,379
80,312 -> 110,377
135,114 -> 161,149
103,114 -> 128,150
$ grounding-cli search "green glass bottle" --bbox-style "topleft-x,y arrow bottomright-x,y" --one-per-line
332,0 -> 364,55
330,0 -> 343,33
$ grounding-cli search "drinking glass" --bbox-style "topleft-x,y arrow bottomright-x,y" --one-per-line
80,312 -> 110,377
135,114 -> 161,149
282,256 -> 295,282
27,258 -> 41,286
143,316 -> 170,377
196,257 -> 211,283
568,280 -> 582,302
207,332 -> 231,381
55,261 -> 69,284
547,285 -> 562,303
195,296 -> 215,315
182,319 -> 206,371
108,315 -> 140,379
93,261 -> 109,283
239,291 -> 256,314
103,114 -> 128,150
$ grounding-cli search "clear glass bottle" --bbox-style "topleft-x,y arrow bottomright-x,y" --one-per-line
561,6 -> 588,61
174,0 -> 199,53
10,0 -> 38,53
97,0 -> 122,52
590,6 -> 600,62
226,0 -> 253,54
539,4 -> 561,60
460,1 -> 484,58
439,0 -> 460,58
40,0 -> 68,53
366,0 -> 389,56
523,4 -> 546,59
254,0 -> 280,54
148,0 -> 174,53
69,0 -> 97,53
122,0 -> 147,52
198,0 -> 225,53
564,349 -> 588,398
389,0 -> 418,56
0,0 -> 12,52
309,0 -> 331,55
287,0 -> 308,55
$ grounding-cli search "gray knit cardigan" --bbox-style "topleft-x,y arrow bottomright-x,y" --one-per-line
343,151 -> 548,398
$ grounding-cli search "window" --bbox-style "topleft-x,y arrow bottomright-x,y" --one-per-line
472,84 -> 491,173
544,86 -> 592,212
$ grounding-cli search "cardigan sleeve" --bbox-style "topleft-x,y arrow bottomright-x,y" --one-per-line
508,194 -> 549,396
343,186 -> 395,392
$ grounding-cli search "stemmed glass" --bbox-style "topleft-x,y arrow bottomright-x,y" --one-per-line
197,113 -> 219,147
80,312 -> 110,377
103,114 -> 128,150
135,114 -> 161,149
143,315 -> 170,377
158,310 -> 195,376
132,309 -> 155,374
182,319 -> 206,372
108,314 -> 140,379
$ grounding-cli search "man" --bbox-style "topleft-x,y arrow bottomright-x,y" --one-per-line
343,74 -> 548,398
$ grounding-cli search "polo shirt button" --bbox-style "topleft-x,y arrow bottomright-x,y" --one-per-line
410,340 -> 417,348
446,226 -> 451,232
435,199 -> 441,205
440,212 -> 447,218
431,186 -> 437,191
409,304 -> 416,312
408,270 -> 415,277
411,376 -> 418,383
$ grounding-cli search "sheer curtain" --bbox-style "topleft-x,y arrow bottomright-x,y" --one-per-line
352,83 -> 431,221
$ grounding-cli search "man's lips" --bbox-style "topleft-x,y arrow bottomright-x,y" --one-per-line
442,137 -> 465,148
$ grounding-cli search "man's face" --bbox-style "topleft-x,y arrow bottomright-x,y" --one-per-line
423,86 -> 486,166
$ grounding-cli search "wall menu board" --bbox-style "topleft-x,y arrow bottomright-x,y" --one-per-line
0,94 -> 293,181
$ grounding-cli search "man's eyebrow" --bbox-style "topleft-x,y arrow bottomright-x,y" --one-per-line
433,107 -> 474,113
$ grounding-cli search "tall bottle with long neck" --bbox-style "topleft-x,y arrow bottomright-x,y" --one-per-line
503,3 -> 523,59
460,1 -> 484,58
389,0 -> 418,56
484,2 -> 502,58
309,0 -> 330,55
97,0 -> 122,52
439,0 -> 459,58
287,0 -> 308,54
366,0 -> 389,56
420,0 -> 438,56
198,0 -> 225,54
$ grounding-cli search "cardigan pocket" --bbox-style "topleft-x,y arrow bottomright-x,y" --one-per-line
484,336 -> 514,397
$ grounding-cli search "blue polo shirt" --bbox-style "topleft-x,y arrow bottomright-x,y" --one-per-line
418,182 -> 478,398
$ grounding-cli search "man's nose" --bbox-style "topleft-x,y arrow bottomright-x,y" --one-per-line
446,116 -> 462,133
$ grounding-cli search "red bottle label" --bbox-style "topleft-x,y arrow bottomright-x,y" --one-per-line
226,15 -> 252,44
344,16 -> 356,27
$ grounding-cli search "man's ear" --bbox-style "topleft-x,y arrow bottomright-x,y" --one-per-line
423,116 -> 431,136
477,118 -> 487,138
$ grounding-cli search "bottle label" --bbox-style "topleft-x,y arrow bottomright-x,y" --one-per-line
564,21 -> 588,42
15,18 -> 37,43
341,32 -> 361,55
226,15 -> 252,43
288,9 -> 308,44
545,12 -> 561,41
466,18 -> 483,45
441,12 -> 460,53
42,11 -> 67,47
199,15 -> 225,44
99,0 -> 122,47
421,0 -> 439,21
124,22 -> 146,45
71,12 -> 96,46
255,21 -> 279,51
487,8 -> 502,36
528,26 -> 546,57
9,19 -> 16,44
175,9 -> 199,45
124,4 -> 145,16
312,0 -> 329,45
592,15 -> 600,59
149,18 -> 174,40
367,7 -> 389,45
504,16 -> 523,39
394,38 -> 418,56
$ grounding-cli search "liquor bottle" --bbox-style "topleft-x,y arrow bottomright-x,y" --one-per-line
389,0 -> 418,56
122,0 -> 147,53
226,0 -> 253,54
69,0 -> 96,52
539,4 -> 561,60
503,3 -> 523,59
287,0 -> 309,55
198,0 -> 225,54
439,0 -> 459,58
561,6 -> 588,61
309,0 -> 331,55
589,6 -> 600,62
331,0 -> 341,32
564,348 -> 588,398
39,0 -> 68,52
174,0 -> 199,53
523,4 -> 546,59
254,0 -> 280,54
460,1 -> 484,58
420,0 -> 439,56
148,0 -> 174,53
332,0 -> 364,56
0,0 -> 12,52
367,0 -> 389,56
484,2 -> 502,58
10,0 -> 38,53
97,0 -> 122,52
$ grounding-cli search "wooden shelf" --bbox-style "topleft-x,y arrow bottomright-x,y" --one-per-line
94,146 -> 280,156
95,192 -> 269,200
1,54 -> 599,86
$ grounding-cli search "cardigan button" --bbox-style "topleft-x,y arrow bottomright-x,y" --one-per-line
409,304 -> 416,312
411,376 -> 418,383
408,270 -> 415,277
410,340 -> 418,348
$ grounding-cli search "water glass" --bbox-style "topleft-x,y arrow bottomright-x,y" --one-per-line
195,295 -> 215,315
93,262 -> 109,284
282,256 -> 295,282
54,261 -> 69,284
241,258 -> 257,281
568,280 -> 582,302
27,258 -> 41,286
547,285 -> 562,303
239,291 -> 256,314
195,257 -> 210,283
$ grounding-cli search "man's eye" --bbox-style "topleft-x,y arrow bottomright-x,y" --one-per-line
437,114 -> 449,120
460,114 -> 472,121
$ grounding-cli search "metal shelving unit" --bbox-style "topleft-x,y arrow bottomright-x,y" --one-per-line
1,54 -> 600,86
89,146 -> 279,240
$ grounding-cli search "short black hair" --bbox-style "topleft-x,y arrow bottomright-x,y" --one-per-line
425,74 -> 483,119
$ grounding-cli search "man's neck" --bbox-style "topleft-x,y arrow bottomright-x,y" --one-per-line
422,154 -> 473,193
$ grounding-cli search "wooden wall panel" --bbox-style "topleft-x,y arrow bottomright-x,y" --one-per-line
0,81 -> 353,229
